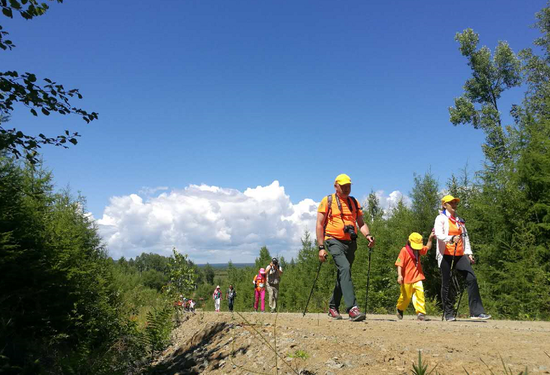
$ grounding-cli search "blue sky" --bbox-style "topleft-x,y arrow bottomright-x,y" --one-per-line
2,0 -> 546,263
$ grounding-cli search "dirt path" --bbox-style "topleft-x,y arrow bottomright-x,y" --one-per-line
150,312 -> 550,374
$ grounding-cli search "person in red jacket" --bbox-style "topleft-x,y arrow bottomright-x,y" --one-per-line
395,231 -> 434,321
253,268 -> 267,312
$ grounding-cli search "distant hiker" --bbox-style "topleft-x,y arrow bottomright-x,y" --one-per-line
266,257 -> 283,313
395,231 -> 435,321
226,285 -> 237,312
316,174 -> 375,322
253,268 -> 267,312
188,299 -> 196,313
213,285 -> 222,312
435,195 -> 491,321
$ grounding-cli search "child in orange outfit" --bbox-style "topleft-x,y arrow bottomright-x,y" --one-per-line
395,231 -> 435,320
253,268 -> 267,312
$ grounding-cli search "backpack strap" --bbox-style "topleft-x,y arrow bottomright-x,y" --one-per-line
348,196 -> 359,216
323,194 -> 333,239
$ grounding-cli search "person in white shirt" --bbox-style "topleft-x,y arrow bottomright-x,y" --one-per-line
434,195 -> 491,321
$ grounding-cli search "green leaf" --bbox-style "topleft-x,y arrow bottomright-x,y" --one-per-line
69,138 -> 77,145
9,0 -> 22,10
41,108 -> 50,115
2,7 -> 13,17
30,108 -> 37,116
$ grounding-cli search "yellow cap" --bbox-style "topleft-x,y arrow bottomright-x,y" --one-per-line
441,195 -> 460,205
408,232 -> 423,250
335,174 -> 352,185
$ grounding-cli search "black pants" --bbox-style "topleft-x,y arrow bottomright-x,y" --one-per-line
440,254 -> 485,318
228,299 -> 234,312
327,239 -> 357,312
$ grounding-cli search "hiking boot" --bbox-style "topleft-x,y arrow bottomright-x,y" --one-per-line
417,313 -> 426,321
396,309 -> 403,320
471,313 -> 491,320
328,307 -> 342,320
445,315 -> 456,322
348,306 -> 366,322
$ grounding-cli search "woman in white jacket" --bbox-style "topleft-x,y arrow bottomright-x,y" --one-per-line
434,195 -> 491,321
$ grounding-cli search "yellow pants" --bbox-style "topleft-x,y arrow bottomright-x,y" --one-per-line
396,280 -> 426,315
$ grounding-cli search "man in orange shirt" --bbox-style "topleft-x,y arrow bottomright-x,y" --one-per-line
316,174 -> 375,322
395,232 -> 434,321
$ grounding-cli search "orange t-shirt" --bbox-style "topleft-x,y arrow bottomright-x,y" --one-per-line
444,219 -> 464,256
253,274 -> 266,291
318,194 -> 363,240
395,246 -> 428,284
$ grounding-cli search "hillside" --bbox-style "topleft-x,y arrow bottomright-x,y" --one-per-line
149,312 -> 550,374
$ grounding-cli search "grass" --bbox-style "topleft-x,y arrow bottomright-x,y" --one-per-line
411,351 -> 438,375
412,351 -> 550,375
287,350 -> 309,360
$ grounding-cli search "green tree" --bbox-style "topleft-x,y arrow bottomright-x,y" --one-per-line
0,0 -> 98,163
365,190 -> 384,224
255,245 -> 272,269
165,248 -> 196,298
409,171 -> 441,302
0,157 -> 132,372
203,263 -> 215,285
134,252 -> 169,273
445,5 -> 550,319
449,28 -> 521,167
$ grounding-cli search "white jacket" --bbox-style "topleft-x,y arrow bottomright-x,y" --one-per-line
434,210 -> 472,267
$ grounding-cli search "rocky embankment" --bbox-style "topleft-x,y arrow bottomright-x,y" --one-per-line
150,311 -> 550,374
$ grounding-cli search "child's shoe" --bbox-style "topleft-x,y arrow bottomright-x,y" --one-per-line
471,313 -> 491,320
396,309 -> 403,320
417,313 -> 426,321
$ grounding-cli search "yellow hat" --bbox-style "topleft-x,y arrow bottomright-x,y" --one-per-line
441,195 -> 460,205
335,174 -> 352,185
408,232 -> 423,250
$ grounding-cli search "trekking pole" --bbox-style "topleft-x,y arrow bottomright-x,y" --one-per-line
364,245 -> 374,313
454,281 -> 466,318
302,258 -> 324,317
453,234 -> 469,318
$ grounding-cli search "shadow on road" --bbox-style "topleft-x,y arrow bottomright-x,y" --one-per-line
146,321 -> 250,375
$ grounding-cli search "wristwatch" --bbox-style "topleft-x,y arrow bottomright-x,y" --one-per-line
318,245 -> 325,250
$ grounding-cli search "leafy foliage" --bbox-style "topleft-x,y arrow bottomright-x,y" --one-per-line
0,157 -> 174,373
144,307 -> 173,353
0,0 -> 98,164
165,248 -> 197,299
449,28 -> 521,167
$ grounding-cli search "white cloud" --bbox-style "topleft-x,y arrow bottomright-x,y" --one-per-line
360,190 -> 412,218
97,181 -> 319,263
138,186 -> 169,196
96,183 -> 417,263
